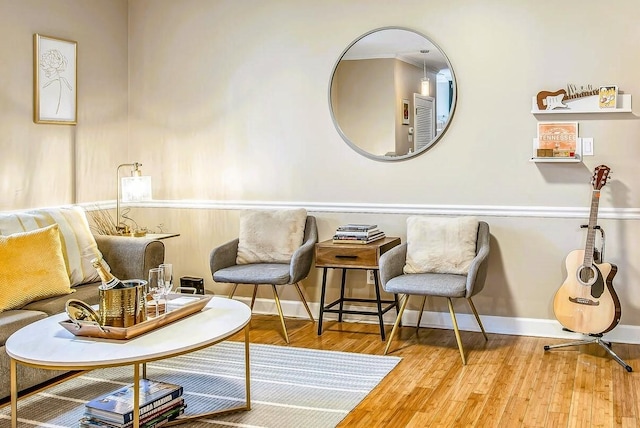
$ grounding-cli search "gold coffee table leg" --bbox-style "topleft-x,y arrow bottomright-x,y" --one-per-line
10,358 -> 17,428
133,363 -> 141,427
245,325 -> 251,410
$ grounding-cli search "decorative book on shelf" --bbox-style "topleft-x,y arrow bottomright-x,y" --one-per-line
84,379 -> 184,425
333,224 -> 385,244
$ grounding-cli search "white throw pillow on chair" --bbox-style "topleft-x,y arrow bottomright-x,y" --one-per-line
403,216 -> 479,275
236,208 -> 307,264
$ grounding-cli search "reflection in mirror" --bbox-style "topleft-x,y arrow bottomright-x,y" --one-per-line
329,27 -> 456,161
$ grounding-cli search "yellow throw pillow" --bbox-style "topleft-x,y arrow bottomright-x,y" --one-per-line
0,224 -> 73,312
236,208 -> 307,264
0,206 -> 107,286
403,216 -> 479,275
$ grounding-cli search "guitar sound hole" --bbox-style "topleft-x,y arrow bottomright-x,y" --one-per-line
577,265 -> 597,286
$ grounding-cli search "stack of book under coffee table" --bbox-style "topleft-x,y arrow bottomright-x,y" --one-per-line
79,379 -> 185,428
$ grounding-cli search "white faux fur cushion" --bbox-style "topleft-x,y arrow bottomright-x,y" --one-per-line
236,208 -> 307,264
403,216 -> 479,275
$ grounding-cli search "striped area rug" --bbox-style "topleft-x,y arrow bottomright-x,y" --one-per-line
0,342 -> 400,427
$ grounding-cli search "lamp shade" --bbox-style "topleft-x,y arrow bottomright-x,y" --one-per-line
121,176 -> 152,202
421,78 -> 430,97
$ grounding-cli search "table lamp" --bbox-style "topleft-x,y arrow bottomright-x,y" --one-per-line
116,162 -> 152,235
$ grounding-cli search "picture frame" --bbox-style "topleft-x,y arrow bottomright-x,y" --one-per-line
33,34 -> 77,124
537,121 -> 578,158
598,85 -> 618,109
402,99 -> 410,125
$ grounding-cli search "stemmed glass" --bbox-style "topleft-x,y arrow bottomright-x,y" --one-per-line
148,267 -> 164,318
159,263 -> 173,296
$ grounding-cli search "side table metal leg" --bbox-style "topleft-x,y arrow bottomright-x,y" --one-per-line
394,293 -> 402,327
317,268 -> 328,335
373,271 -> 386,341
338,269 -> 347,322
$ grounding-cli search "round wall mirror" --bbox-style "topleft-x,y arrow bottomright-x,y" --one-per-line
329,27 -> 457,161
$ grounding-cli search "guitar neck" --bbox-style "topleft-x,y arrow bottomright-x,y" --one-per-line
583,189 -> 601,267
566,88 -> 599,100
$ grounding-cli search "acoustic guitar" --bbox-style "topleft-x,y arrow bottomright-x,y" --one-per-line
553,165 -> 621,335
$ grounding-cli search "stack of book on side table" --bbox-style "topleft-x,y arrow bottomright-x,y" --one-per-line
79,379 -> 185,428
333,224 -> 385,244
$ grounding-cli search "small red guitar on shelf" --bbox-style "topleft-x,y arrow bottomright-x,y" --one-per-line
553,165 -> 621,335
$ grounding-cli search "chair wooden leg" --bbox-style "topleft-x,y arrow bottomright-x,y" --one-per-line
384,294 -> 409,355
447,298 -> 466,365
294,282 -> 315,322
271,285 -> 290,344
250,285 -> 259,310
467,297 -> 488,341
416,296 -> 427,332
228,284 -> 238,299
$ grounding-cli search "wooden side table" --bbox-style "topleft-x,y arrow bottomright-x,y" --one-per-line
315,237 -> 401,340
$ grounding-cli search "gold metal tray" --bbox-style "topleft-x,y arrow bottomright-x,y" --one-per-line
59,294 -> 212,340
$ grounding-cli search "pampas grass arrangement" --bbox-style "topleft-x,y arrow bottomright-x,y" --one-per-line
85,205 -> 164,236
86,206 -> 119,235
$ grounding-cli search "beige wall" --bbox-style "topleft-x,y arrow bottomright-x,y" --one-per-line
0,0 -> 129,209
3,0 -> 640,339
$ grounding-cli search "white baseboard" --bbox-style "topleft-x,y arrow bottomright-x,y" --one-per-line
237,296 -> 640,345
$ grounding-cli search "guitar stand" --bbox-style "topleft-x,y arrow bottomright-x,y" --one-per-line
544,333 -> 633,372
544,224 -> 633,372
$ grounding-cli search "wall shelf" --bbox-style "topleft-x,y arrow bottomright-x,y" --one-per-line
530,138 -> 582,163
529,157 -> 581,163
531,93 -> 632,114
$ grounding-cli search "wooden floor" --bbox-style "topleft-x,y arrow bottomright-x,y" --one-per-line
229,314 -> 640,428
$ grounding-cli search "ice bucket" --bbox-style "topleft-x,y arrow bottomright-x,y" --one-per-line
99,279 -> 148,327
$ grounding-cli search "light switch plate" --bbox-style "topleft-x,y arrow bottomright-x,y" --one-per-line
582,138 -> 594,156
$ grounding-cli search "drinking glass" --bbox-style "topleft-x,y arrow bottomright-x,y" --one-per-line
148,267 -> 164,318
159,263 -> 173,296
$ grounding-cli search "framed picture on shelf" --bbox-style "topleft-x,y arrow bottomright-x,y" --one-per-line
402,99 -> 410,125
598,85 -> 617,109
537,122 -> 578,158
33,34 -> 77,124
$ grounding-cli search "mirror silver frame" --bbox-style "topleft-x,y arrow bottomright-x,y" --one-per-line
329,26 -> 457,162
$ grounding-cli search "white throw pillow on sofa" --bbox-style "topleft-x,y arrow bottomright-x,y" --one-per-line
236,208 -> 307,264
403,216 -> 479,275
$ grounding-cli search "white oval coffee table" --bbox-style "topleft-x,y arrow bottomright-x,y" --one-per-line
6,296 -> 251,427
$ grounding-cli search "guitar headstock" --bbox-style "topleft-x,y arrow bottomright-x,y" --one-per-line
591,165 -> 611,190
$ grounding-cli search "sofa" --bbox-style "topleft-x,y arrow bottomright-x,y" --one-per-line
0,206 -> 165,401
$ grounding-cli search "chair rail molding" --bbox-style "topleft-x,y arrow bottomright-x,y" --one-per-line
83,199 -> 640,221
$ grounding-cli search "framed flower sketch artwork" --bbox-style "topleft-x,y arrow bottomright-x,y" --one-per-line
33,34 -> 77,124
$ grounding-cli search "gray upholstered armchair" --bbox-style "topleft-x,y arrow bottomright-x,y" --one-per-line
379,219 -> 490,364
210,215 -> 317,343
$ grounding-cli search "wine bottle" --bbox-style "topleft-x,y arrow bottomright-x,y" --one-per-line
91,257 -> 124,290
